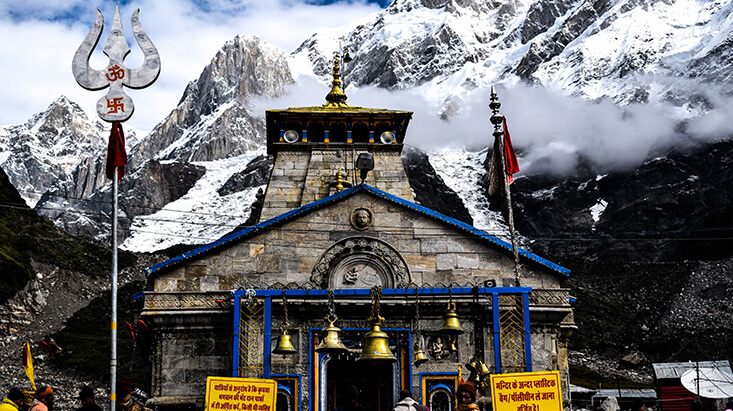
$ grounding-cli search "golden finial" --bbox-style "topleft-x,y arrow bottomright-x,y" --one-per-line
335,168 -> 345,191
325,53 -> 349,108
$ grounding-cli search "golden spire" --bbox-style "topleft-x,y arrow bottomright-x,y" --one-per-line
325,53 -> 349,108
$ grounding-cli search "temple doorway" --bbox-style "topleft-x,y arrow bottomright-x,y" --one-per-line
326,359 -> 395,411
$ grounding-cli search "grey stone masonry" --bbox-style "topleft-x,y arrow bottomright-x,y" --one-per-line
259,147 -> 413,221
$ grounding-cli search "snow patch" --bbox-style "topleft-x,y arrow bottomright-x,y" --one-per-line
122,149 -> 267,253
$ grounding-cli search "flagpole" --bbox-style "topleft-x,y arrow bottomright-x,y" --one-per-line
489,86 -> 521,286
111,167 -> 118,411
71,7 -> 159,411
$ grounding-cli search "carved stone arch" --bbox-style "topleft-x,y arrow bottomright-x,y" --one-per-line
310,236 -> 411,289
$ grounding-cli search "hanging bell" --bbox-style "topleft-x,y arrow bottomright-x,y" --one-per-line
440,302 -> 464,335
343,52 -> 353,63
446,339 -> 457,353
465,359 -> 478,374
477,361 -> 491,379
358,319 -> 397,363
315,318 -> 348,354
412,345 -> 429,367
273,330 -> 297,355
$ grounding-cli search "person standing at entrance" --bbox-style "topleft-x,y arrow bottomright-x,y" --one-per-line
393,390 -> 428,411
457,383 -> 479,411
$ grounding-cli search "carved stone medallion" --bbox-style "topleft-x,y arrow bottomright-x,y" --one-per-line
350,208 -> 372,230
310,237 -> 410,289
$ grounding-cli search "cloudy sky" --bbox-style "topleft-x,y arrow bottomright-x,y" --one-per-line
0,0 -> 388,131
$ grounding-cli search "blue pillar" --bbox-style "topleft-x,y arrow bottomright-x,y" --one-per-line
492,292 -> 501,374
233,295 -> 241,377
523,292 -> 532,371
264,297 -> 272,378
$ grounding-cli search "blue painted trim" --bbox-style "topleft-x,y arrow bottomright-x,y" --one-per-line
233,295 -> 241,377
523,292 -> 532,372
492,292 -> 501,374
145,184 -> 569,276
264,297 -> 272,378
569,296 -> 577,304
271,374 -> 302,411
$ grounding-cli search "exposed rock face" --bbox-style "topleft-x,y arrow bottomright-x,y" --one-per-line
129,35 -> 293,167
218,155 -> 272,197
507,139 -> 733,262
402,146 -> 473,225
35,160 -> 206,241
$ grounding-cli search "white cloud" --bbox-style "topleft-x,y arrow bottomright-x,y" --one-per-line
0,0 -> 382,131
255,78 -> 733,177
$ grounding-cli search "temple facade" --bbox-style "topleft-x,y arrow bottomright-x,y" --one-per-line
140,56 -> 576,411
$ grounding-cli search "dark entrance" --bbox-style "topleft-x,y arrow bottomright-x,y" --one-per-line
326,359 -> 394,411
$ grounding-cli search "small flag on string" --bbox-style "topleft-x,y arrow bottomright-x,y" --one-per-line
105,121 -> 127,181
23,343 -> 36,390
488,116 -> 520,196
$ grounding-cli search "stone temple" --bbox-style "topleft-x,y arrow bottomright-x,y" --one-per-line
139,55 -> 576,411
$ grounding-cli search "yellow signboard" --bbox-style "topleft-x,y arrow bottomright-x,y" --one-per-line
205,376 -> 277,411
490,371 -> 563,411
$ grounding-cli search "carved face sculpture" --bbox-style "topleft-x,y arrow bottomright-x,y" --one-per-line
352,208 -> 372,230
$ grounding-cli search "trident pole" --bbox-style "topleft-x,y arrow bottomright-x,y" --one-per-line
72,6 -> 160,411
111,169 -> 118,411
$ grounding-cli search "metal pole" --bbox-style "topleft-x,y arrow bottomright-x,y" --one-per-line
111,168 -> 118,411
489,86 -> 521,286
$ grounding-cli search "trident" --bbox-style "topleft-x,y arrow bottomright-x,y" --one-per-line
71,7 -> 159,411
72,6 -> 160,121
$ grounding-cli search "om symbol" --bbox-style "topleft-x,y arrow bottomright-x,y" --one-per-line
106,64 -> 125,81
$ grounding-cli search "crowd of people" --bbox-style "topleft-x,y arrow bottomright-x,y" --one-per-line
3,382 -> 482,411
0,386 -> 101,411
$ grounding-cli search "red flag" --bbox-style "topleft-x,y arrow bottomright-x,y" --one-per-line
488,116 -> 520,196
106,121 -> 127,181
502,117 -> 520,184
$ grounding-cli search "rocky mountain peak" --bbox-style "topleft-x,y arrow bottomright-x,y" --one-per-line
129,34 -> 293,167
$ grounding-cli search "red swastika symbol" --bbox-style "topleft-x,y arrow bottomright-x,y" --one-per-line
106,98 -> 125,114
106,64 -> 125,81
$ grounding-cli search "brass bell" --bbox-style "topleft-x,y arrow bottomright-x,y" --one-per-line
273,330 -> 297,355
465,359 -> 478,374
440,302 -> 464,335
315,318 -> 348,354
477,361 -> 491,379
446,339 -> 457,352
412,345 -> 428,367
358,319 -> 397,363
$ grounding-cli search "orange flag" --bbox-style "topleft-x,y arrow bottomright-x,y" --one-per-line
23,343 -> 36,390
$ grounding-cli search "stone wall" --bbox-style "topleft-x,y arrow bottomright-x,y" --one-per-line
260,148 -> 413,221
155,193 -> 563,292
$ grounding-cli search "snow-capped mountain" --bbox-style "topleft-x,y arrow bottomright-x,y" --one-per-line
1,0 -> 731,259
0,96 -> 139,208
295,0 -> 733,111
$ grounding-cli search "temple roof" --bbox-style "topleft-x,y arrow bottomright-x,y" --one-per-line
145,184 -> 570,277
